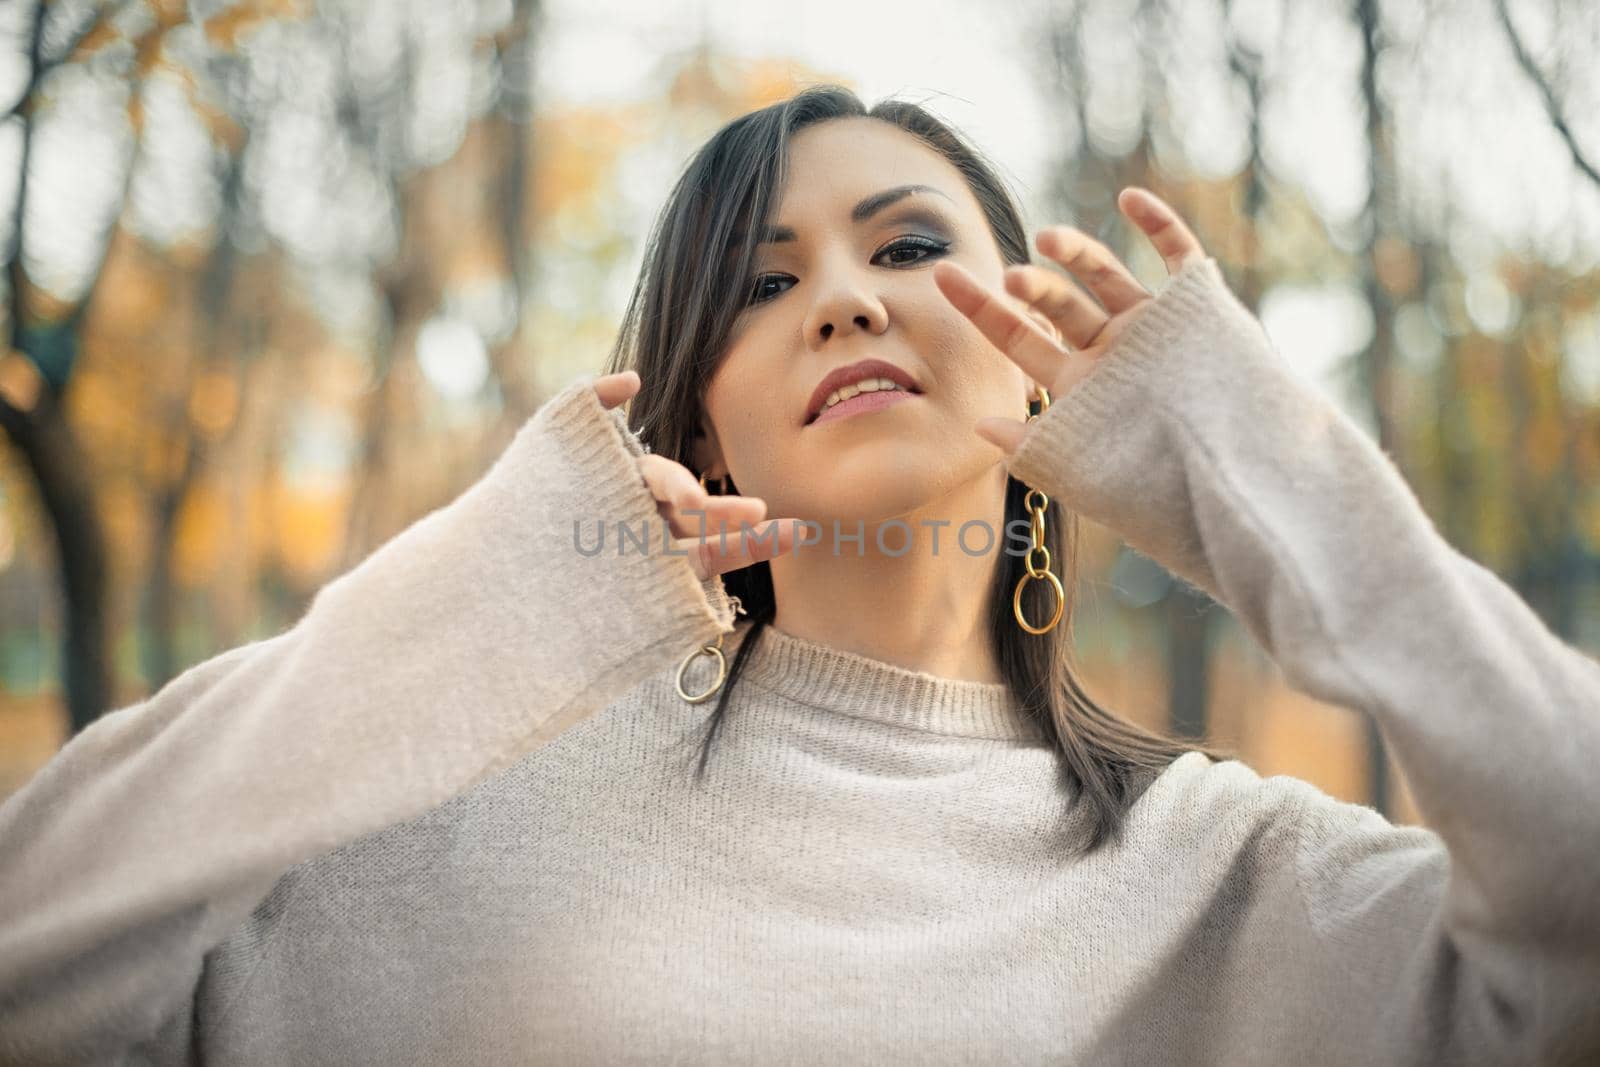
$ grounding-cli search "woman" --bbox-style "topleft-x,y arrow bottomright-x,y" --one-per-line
1,84 -> 1596,1065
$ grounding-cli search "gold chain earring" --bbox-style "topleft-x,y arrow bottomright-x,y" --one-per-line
676,595 -> 745,703
1013,385 -> 1065,635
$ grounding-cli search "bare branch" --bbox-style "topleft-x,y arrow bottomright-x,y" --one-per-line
1494,0 -> 1600,190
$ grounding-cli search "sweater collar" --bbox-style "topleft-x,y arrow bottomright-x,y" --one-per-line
726,621 -> 1047,743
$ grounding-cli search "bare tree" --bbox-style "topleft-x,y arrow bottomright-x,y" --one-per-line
1,0 -> 179,732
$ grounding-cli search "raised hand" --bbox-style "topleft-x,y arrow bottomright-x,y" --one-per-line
930,187 -> 1208,455
594,370 -> 797,582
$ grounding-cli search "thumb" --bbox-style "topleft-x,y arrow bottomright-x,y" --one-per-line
593,370 -> 641,410
975,416 -> 1028,456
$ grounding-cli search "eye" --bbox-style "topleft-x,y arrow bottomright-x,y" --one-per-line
877,234 -> 951,266
746,274 -> 792,306
743,235 -> 953,307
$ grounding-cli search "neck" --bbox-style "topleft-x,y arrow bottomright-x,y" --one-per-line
766,463 -> 1011,685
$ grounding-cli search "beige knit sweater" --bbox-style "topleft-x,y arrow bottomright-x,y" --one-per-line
2,257 -> 1597,1066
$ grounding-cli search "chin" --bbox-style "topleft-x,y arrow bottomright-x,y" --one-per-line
796,476 -> 955,530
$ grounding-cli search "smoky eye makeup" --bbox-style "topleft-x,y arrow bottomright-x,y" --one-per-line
876,204 -> 957,244
754,204 -> 960,269
736,199 -> 963,306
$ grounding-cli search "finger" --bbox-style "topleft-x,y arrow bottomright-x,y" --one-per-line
637,453 -> 705,509
932,260 -> 1069,395
593,370 -> 640,410
1116,187 -> 1206,275
1002,263 -> 1111,350
675,517 -> 799,581
636,455 -> 771,540
1034,226 -> 1149,316
661,494 -> 769,540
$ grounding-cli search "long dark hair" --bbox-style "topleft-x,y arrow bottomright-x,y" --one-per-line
601,84 -> 1227,854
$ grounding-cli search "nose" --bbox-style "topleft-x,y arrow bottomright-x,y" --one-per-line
803,260 -> 889,348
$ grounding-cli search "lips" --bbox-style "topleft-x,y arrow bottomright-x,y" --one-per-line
810,387 -> 917,427
804,358 -> 923,425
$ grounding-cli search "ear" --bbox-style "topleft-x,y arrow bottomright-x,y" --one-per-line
690,410 -> 726,481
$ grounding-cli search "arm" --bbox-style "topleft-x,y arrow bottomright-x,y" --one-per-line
1006,256 -> 1600,1061
0,376 -> 737,1062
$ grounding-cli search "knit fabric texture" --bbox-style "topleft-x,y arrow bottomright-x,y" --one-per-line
2,256 -> 1597,1065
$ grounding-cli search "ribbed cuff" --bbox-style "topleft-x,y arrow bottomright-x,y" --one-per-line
1003,256 -> 1276,600
518,376 -> 738,640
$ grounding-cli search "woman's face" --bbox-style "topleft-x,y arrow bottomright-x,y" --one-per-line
699,117 -> 1041,528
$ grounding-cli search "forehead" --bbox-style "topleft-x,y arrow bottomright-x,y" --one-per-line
772,117 -> 974,222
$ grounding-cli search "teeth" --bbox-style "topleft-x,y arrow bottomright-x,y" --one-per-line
821,377 -> 905,414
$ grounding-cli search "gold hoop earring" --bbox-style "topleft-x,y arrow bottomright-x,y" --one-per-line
676,595 -> 744,703
698,470 -> 721,494
1013,385 -> 1064,635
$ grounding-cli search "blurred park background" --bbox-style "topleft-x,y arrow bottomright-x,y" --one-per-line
2,0 -> 1598,824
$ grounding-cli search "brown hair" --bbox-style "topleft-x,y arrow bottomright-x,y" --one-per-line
601,84 -> 1225,854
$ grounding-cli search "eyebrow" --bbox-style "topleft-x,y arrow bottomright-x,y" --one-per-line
750,184 -> 955,246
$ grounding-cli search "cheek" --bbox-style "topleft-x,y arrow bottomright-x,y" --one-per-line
710,339 -> 792,422
916,299 -> 1026,411
704,342 -> 798,476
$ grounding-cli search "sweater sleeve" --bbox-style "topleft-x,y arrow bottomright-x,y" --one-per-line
0,374 -> 737,1063
1005,256 -> 1600,1062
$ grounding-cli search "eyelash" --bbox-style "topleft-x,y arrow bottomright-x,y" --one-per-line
744,235 -> 952,307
